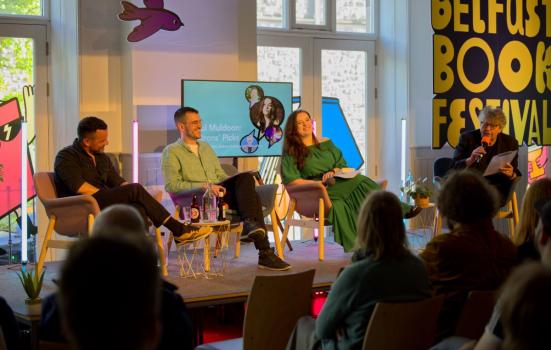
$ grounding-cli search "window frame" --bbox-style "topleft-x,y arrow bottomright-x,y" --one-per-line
258,0 -> 377,40
0,0 -> 49,20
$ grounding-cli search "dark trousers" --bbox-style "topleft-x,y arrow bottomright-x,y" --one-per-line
286,316 -> 320,350
219,173 -> 270,251
93,183 -> 170,227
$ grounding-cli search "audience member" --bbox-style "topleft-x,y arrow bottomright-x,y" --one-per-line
513,178 -> 551,262
0,296 -> 20,350
41,205 -> 193,350
286,191 -> 431,350
465,197 -> 551,350
420,170 -> 516,340
59,229 -> 162,350
498,262 -> 551,350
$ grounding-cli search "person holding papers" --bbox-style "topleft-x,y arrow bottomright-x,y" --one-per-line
453,106 -> 521,206
281,110 -> 421,252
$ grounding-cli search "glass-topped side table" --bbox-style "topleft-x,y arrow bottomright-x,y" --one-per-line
176,220 -> 243,279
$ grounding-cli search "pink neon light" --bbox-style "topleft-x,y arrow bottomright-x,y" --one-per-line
132,120 -> 138,183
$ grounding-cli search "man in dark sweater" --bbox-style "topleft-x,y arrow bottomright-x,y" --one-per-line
54,116 -> 210,242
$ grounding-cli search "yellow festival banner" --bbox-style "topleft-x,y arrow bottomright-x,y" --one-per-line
432,0 -> 551,148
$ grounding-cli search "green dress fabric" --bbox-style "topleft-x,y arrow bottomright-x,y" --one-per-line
282,140 -> 411,252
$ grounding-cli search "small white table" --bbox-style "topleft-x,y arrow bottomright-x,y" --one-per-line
176,220 -> 243,278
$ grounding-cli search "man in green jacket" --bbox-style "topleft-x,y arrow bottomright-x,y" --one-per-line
161,107 -> 290,271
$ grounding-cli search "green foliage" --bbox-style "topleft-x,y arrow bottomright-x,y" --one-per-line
0,37 -> 33,104
0,0 -> 41,16
17,268 -> 44,300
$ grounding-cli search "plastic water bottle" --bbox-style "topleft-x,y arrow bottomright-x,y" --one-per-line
202,183 -> 218,221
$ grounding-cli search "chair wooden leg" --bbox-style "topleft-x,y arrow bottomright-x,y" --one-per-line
87,214 -> 94,235
280,199 -> 296,258
511,192 -> 519,241
204,237 -> 211,272
37,216 -> 56,275
270,209 -> 283,259
318,198 -> 324,261
155,228 -> 168,276
432,208 -> 442,239
275,212 -> 293,251
234,231 -> 241,258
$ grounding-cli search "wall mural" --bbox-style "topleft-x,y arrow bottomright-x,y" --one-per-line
0,95 -> 36,227
432,1 -> 551,149
528,145 -> 548,184
119,0 -> 184,42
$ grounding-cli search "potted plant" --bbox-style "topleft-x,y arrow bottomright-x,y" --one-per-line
17,268 -> 45,304
401,177 -> 433,208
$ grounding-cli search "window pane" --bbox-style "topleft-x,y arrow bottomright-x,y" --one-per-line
322,49 -> 367,169
257,0 -> 285,29
0,36 -> 38,263
0,0 -> 42,16
257,46 -> 301,101
296,0 -> 326,26
336,0 -> 372,33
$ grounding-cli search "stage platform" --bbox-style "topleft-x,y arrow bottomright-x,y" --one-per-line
0,240 -> 351,316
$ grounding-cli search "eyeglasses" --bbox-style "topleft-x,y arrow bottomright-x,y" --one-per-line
186,119 -> 202,126
481,122 -> 500,130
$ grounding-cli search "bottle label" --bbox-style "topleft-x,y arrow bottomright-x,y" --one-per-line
191,207 -> 200,221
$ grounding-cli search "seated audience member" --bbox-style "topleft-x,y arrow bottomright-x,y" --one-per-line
286,191 -> 431,350
281,110 -> 421,252
59,231 -> 161,350
0,296 -> 20,350
41,205 -> 193,350
54,116 -> 211,242
161,107 -> 289,271
498,262 -> 551,350
452,106 -> 520,206
513,178 -> 551,262
461,197 -> 551,350
420,170 -> 517,340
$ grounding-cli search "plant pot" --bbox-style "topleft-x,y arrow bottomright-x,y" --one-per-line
25,297 -> 42,315
414,196 -> 430,208
25,297 -> 41,305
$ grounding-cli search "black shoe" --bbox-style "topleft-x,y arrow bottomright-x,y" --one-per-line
258,248 -> 291,271
404,206 -> 423,219
242,219 -> 266,242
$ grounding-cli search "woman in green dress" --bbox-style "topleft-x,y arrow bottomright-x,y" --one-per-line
281,110 -> 420,252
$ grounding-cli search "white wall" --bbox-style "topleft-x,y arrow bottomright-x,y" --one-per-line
409,0 -> 434,148
377,0 -> 410,192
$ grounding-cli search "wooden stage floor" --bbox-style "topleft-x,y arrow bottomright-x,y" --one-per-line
0,240 -> 352,314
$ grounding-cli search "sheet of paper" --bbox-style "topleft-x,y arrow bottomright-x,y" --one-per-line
482,150 -> 518,176
334,169 -> 361,179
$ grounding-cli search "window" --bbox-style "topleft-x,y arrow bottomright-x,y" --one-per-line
336,0 -> 372,33
257,1 -> 377,175
0,0 -> 45,17
257,0 -> 374,34
257,0 -> 286,29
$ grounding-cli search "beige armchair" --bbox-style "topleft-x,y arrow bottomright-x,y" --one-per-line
281,182 -> 332,261
33,172 -> 100,275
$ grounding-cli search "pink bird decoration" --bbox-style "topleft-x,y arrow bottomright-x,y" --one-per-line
119,0 -> 184,42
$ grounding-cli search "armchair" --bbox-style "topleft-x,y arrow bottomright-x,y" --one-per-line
33,172 -> 100,275
281,182 -> 332,261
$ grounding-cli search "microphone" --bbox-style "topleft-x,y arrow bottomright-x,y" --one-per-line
477,135 -> 491,163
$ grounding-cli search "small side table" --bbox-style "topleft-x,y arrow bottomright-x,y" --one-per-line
176,220 -> 242,278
